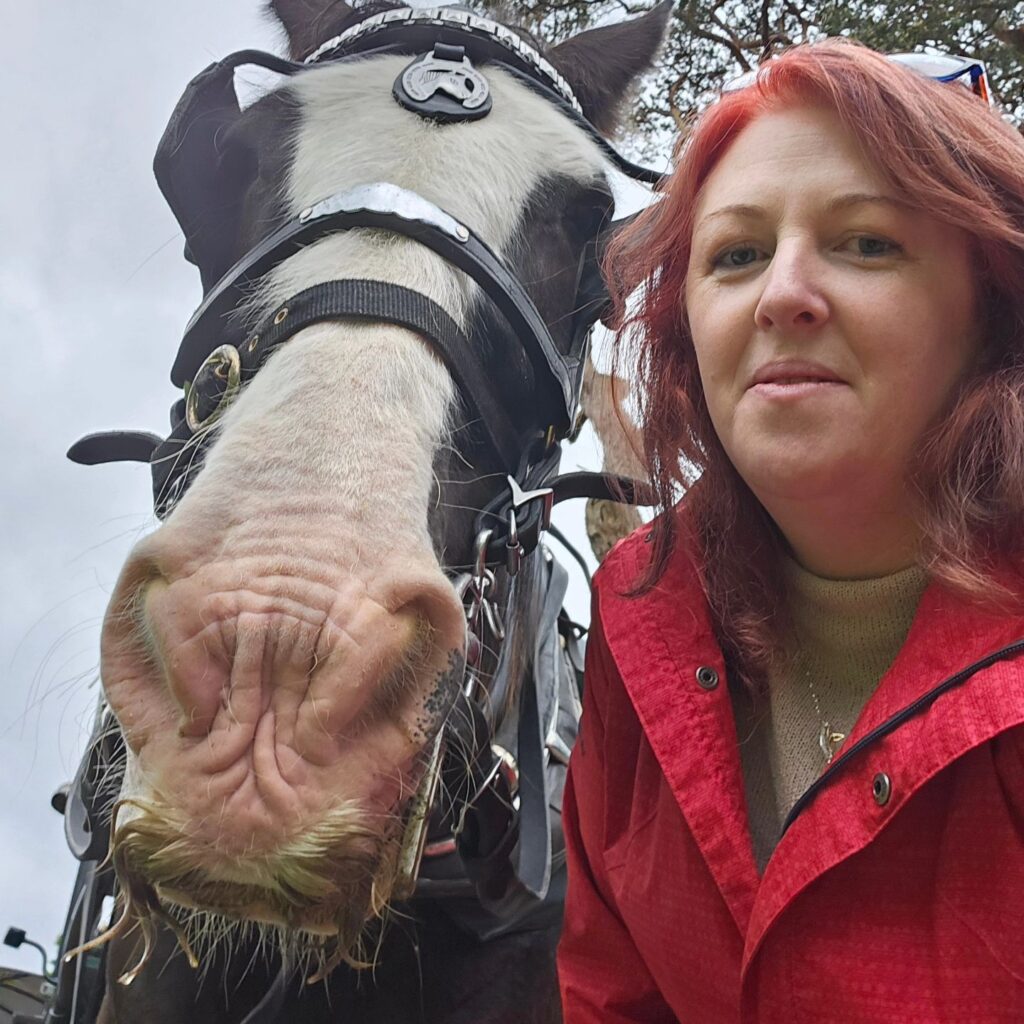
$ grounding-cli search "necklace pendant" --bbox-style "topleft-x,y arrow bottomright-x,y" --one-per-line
818,722 -> 846,764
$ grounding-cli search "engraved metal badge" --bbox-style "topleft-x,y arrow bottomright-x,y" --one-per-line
394,44 -> 493,123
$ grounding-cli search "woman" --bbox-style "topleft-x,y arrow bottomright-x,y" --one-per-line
557,41 -> 1024,1022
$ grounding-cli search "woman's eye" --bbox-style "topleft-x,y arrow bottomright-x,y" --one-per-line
850,235 -> 900,258
714,246 -> 764,269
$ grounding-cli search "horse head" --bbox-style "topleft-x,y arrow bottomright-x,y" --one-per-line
83,0 -> 668,981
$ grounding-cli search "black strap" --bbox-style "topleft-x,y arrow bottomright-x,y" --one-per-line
432,552 -> 571,915
298,14 -> 666,186
232,279 -> 524,472
475,468 -> 658,569
66,431 -> 162,466
512,548 -> 570,899
68,280 -> 532,513
155,277 -> 529,513
172,183 -> 576,436
499,65 -> 665,185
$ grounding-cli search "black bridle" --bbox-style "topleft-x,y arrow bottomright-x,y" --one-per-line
58,5 -> 658,1018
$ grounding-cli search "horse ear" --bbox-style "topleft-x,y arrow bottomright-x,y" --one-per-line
550,0 -> 673,136
266,0 -> 354,60
153,59 -> 259,294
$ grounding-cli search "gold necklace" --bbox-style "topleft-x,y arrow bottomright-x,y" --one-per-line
806,672 -> 846,764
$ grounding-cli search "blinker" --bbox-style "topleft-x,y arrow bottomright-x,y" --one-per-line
394,43 -> 493,123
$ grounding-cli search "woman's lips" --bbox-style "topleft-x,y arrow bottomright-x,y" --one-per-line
748,361 -> 847,400
749,380 -> 848,399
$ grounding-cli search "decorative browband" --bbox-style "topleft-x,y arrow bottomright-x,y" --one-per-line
303,5 -> 584,115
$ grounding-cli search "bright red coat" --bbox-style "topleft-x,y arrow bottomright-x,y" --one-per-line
558,525 -> 1024,1023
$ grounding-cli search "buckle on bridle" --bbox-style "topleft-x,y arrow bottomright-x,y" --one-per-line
184,344 -> 241,432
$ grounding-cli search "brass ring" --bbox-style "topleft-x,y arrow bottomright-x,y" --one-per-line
185,344 -> 242,432
273,307 -> 289,325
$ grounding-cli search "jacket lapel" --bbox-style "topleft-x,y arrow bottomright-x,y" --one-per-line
598,532 -> 761,936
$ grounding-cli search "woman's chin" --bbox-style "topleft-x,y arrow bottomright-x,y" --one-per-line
735,452 -> 874,508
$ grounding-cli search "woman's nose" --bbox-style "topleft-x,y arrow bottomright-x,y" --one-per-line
753,241 -> 829,331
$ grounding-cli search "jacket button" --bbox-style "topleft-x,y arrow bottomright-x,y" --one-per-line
872,772 -> 892,806
696,666 -> 719,690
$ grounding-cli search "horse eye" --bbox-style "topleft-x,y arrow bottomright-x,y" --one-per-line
568,189 -> 614,237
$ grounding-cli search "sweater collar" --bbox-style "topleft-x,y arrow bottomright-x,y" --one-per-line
782,556 -> 928,687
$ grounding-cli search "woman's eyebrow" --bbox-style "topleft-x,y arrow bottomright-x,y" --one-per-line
825,191 -> 905,213
695,193 -> 904,232
695,203 -> 766,230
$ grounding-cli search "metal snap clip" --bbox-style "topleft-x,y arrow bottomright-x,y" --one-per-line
696,666 -> 719,690
872,772 -> 892,807
462,531 -> 506,644
505,508 -> 524,577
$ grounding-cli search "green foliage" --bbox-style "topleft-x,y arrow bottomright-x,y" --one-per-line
471,0 -> 1024,148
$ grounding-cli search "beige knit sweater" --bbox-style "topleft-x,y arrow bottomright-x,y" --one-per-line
731,558 -> 928,873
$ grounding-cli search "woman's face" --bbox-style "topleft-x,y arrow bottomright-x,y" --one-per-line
685,104 -> 980,517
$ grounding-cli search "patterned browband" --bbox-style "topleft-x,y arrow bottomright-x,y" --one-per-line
303,5 -> 584,115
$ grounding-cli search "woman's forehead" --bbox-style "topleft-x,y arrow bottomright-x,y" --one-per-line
692,104 -> 894,227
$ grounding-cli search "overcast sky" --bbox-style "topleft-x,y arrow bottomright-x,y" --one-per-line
0,3 -> 654,972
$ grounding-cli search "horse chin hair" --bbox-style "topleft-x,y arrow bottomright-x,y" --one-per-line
95,797 -> 405,984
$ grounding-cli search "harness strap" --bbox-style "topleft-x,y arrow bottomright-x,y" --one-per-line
172,183 -> 576,437
201,279 -> 524,472
69,280 -> 527,515
421,551 -> 573,926
512,548 -> 569,899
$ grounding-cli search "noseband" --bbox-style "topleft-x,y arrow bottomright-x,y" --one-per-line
60,6 -> 658,1014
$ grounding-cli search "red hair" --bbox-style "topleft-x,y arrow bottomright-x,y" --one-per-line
607,39 -> 1024,687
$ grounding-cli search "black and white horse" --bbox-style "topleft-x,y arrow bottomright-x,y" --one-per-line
57,3 -> 668,1021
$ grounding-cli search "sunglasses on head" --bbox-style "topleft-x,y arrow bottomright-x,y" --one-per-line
723,49 -> 993,105
887,51 -> 992,104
